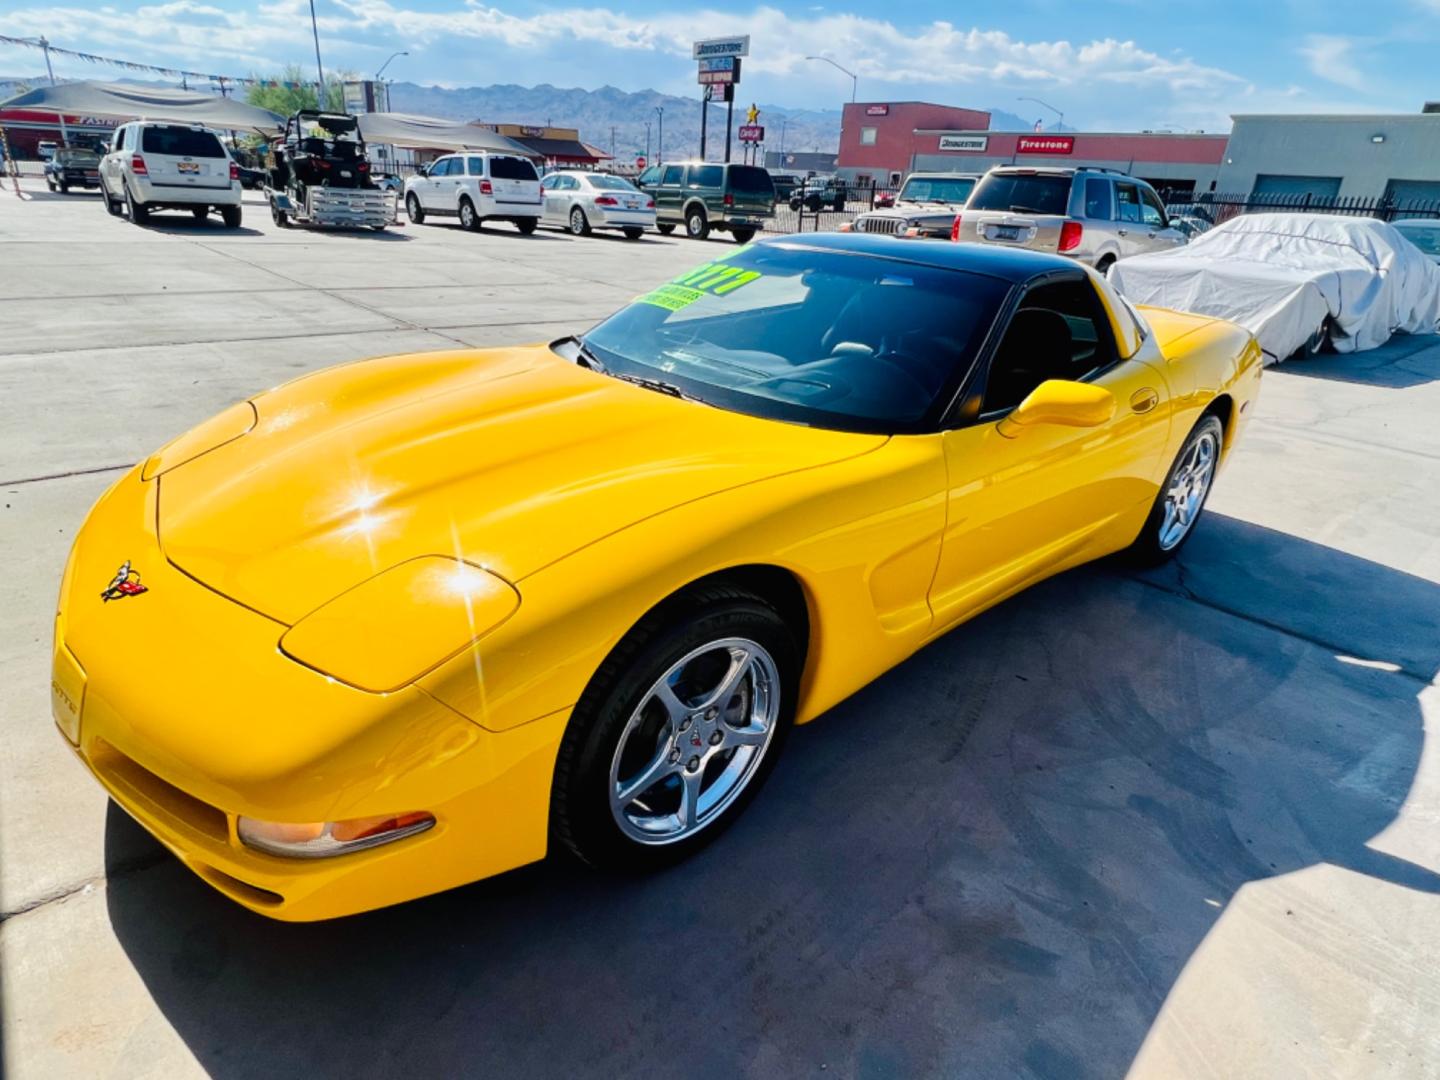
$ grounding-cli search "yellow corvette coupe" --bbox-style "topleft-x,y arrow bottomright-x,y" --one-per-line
52,235 -> 1261,920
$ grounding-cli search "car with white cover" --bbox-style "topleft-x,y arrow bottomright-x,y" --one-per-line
1108,213 -> 1440,362
1392,218 -> 1440,264
539,171 -> 655,239
404,152 -> 543,234
99,122 -> 243,227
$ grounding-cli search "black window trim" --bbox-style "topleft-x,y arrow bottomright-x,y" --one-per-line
942,268 -> 1127,429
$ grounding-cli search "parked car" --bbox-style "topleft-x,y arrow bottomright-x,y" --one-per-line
844,172 -> 979,238
98,122 -> 243,227
1169,214 -> 1214,241
955,166 -> 1185,270
38,140 -> 57,161
768,171 -> 803,200
1391,217 -> 1440,264
1109,213 -> 1440,362
636,161 -> 774,242
52,234 -> 1262,920
43,147 -> 102,193
540,170 -> 655,239
404,151 -> 542,233
789,175 -> 847,213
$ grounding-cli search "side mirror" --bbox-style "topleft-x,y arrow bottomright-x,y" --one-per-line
998,380 -> 1115,437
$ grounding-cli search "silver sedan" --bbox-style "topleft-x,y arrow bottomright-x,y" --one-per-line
540,171 -> 656,239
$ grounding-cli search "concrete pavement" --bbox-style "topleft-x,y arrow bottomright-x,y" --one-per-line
2,178 -> 1439,1078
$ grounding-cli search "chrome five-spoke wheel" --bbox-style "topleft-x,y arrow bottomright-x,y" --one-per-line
1158,427 -> 1218,551
609,638 -> 780,845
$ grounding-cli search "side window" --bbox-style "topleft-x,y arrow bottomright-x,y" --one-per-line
638,166 -> 660,186
467,156 -> 485,176
1084,178 -> 1113,220
660,165 -> 684,186
689,164 -> 723,188
1115,182 -> 1143,223
112,127 -> 126,153
982,280 -> 1118,415
1139,186 -> 1167,227
429,158 -> 449,177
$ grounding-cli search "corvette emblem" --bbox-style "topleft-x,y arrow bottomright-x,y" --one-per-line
101,561 -> 148,602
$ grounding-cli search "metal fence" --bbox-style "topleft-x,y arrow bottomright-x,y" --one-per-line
1162,190 -> 1440,227
767,182 -> 907,234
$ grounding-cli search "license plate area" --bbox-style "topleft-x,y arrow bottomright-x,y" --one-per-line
178,161 -> 200,174
989,224 -> 1021,241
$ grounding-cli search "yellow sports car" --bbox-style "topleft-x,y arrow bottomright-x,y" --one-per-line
52,235 -> 1262,920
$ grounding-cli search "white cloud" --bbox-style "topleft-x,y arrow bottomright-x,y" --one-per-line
1298,34 -> 1367,92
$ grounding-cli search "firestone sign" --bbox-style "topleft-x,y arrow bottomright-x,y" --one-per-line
1016,135 -> 1075,155
938,134 -> 988,152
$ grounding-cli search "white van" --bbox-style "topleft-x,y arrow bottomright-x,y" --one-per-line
403,152 -> 542,233
99,122 -> 243,227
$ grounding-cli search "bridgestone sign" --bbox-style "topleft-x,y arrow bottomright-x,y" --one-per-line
938,134 -> 988,152
692,36 -> 750,60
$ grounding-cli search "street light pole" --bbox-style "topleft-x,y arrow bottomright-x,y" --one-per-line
805,55 -> 857,103
308,0 -> 327,109
375,51 -> 407,82
655,106 -> 664,163
36,37 -> 71,146
644,121 -> 651,164
1017,96 -> 1064,131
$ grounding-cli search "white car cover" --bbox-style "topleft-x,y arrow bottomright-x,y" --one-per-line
1108,213 -> 1440,362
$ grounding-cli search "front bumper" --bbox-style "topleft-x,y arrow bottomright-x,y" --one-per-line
53,468 -> 565,920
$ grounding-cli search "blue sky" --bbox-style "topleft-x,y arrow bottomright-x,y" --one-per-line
1,0 -> 1434,130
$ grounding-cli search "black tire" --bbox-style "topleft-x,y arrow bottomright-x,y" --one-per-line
685,206 -> 709,240
551,585 -> 800,872
516,218 -> 537,235
58,179 -> 69,194
46,177 -> 55,192
569,205 -> 592,236
272,203 -> 289,228
656,222 -> 676,235
406,193 -> 425,224
731,227 -> 756,244
459,197 -> 479,231
1304,318 -> 1331,357
1127,414 -> 1224,565
102,182 -> 122,217
124,187 -> 149,225
220,205 -> 242,229
191,206 -> 208,221
1095,254 -> 1116,275
622,227 -> 644,241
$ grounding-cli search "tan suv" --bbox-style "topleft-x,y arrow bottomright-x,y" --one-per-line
955,166 -> 1184,271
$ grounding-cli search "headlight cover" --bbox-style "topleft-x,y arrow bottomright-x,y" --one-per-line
141,400 -> 256,480
238,811 -> 434,858
280,556 -> 519,693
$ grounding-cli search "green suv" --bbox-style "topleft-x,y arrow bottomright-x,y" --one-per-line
636,162 -> 775,242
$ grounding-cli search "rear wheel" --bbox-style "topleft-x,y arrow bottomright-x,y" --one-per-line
569,205 -> 591,236
516,218 -> 537,235
406,193 -> 425,224
656,222 -> 676,236
685,206 -> 709,240
1128,415 -> 1223,564
551,585 -> 799,871
271,203 -> 289,228
220,205 -> 242,229
731,227 -> 756,244
191,206 -> 208,221
459,197 -> 479,231
622,227 -> 644,241
1094,254 -> 1116,275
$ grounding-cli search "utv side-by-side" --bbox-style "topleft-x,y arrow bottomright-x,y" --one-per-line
266,110 -> 397,230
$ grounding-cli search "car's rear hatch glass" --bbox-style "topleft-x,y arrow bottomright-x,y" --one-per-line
727,165 -> 774,212
488,154 -> 539,203
968,173 -> 1070,215
140,126 -> 228,186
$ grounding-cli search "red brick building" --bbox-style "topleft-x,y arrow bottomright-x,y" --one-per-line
838,101 -> 1230,197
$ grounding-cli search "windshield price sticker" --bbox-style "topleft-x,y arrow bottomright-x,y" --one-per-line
638,263 -> 764,310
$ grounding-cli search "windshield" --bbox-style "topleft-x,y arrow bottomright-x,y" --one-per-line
56,149 -> 99,164
968,172 -> 1071,214
899,176 -> 975,205
589,174 -> 639,192
1396,222 -> 1440,255
580,245 -> 1009,433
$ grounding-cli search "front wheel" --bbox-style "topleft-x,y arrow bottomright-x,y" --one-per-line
102,182 -> 122,217
515,218 -> 537,235
569,205 -> 591,236
685,207 -> 709,240
551,586 -> 799,871
406,193 -> 425,224
272,203 -> 289,228
731,227 -> 756,244
124,187 -> 149,225
58,180 -> 69,194
622,227 -> 644,241
1128,415 -> 1223,564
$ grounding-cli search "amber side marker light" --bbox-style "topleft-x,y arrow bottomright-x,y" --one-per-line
238,812 -> 435,858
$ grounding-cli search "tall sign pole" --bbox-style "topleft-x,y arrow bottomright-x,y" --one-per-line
693,36 -> 749,164
38,37 -> 71,147
308,0 -> 326,108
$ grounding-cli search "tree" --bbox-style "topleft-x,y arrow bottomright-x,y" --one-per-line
245,64 -> 348,116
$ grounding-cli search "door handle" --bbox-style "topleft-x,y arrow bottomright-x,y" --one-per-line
1130,388 -> 1159,414
1116,228 -> 1128,237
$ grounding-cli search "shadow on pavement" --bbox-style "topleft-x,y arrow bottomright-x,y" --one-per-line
1276,334 -> 1440,389
105,513 -> 1440,1078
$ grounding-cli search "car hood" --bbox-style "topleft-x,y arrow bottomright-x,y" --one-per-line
862,203 -> 960,223
158,345 -> 885,624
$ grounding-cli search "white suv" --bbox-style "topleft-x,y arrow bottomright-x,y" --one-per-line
99,122 -> 243,227
404,152 -> 542,233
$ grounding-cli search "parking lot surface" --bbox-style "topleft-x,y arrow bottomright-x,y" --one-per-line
2,179 -> 1439,1079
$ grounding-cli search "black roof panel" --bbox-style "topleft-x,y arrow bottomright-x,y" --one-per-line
757,233 -> 1082,284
